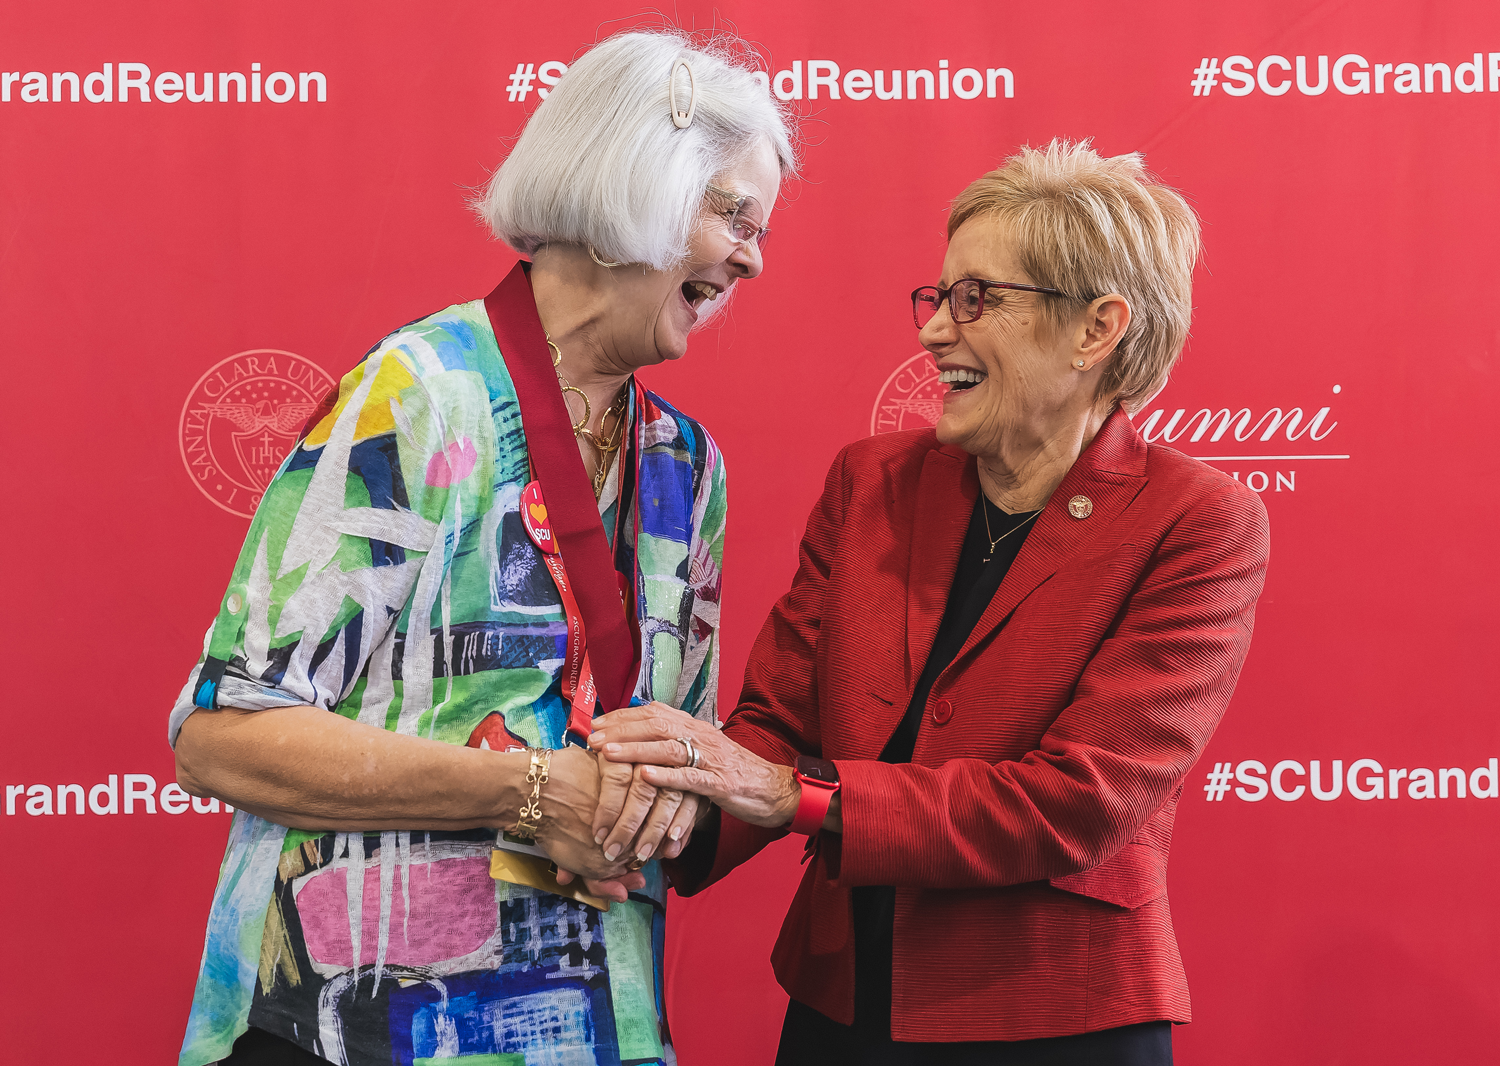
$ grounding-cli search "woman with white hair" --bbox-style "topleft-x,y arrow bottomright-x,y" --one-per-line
168,30 -> 795,1066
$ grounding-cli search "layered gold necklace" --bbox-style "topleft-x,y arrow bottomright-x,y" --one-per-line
546,334 -> 629,499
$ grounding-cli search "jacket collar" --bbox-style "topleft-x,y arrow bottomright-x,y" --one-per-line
904,448 -> 978,684
904,407 -> 1149,680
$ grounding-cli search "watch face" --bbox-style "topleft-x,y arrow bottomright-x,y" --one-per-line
796,756 -> 838,785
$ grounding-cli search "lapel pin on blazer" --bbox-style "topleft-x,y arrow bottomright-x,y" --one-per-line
1068,495 -> 1093,519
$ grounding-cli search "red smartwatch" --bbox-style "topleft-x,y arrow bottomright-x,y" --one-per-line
789,756 -> 840,835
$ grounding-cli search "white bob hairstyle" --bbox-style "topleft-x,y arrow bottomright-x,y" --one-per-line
476,31 -> 798,271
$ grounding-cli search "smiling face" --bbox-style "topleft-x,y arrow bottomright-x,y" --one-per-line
607,136 -> 782,367
920,217 -> 1107,463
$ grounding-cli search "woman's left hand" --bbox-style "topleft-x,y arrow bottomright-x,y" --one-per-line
589,702 -> 799,830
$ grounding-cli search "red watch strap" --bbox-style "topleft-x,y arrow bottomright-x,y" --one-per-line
789,777 -> 838,836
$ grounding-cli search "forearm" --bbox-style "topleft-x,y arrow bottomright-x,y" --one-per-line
721,724 -> 842,832
174,704 -> 526,832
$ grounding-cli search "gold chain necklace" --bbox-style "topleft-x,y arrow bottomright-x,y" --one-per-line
981,499 -> 1043,563
546,334 -> 629,500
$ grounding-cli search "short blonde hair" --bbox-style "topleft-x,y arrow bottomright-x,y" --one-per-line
478,30 -> 798,271
947,140 -> 1201,413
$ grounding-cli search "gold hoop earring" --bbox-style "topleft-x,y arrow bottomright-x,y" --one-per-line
589,245 -> 622,269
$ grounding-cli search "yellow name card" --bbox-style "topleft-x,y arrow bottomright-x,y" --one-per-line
489,849 -> 611,912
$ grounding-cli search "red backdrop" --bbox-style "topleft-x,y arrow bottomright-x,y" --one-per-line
3,2 -> 1499,1062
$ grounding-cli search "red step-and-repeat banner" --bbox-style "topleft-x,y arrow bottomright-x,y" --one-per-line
3,1 -> 1498,1062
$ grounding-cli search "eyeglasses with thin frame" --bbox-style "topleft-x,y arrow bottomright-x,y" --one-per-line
911,278 -> 1066,328
706,183 -> 771,251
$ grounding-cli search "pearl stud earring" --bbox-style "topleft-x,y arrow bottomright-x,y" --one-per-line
1075,359 -> 1086,368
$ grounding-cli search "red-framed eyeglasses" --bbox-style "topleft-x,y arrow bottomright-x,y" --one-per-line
911,278 -> 1066,328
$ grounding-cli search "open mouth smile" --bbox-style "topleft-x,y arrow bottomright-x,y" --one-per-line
680,279 -> 722,312
939,368 -> 987,392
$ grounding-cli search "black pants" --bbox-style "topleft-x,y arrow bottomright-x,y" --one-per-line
224,1010 -> 1170,1066
776,999 -> 1172,1066
219,1027 -> 326,1065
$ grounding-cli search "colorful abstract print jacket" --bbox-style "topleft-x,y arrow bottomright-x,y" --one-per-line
168,299 -> 726,1066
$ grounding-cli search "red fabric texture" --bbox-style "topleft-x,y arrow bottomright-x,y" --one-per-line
483,263 -> 638,713
672,409 -> 1269,1040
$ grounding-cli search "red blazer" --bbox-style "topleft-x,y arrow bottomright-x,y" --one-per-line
670,408 -> 1269,1041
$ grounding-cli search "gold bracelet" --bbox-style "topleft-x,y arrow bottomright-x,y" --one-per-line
510,747 -> 552,841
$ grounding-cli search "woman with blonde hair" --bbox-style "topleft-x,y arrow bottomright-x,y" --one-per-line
169,29 -> 795,1066
595,140 -> 1268,1064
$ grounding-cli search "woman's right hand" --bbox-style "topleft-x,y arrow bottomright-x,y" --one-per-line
591,756 -> 708,866
534,745 -> 641,884
589,703 -> 800,830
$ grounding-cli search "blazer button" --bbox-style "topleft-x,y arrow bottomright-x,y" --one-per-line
931,698 -> 954,725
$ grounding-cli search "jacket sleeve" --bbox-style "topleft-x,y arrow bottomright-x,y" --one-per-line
832,483 -> 1269,890
666,446 -> 851,895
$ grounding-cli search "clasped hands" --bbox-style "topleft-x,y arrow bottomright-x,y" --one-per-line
542,702 -> 800,902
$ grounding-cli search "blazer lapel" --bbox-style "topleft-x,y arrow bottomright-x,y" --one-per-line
904,447 -> 979,685
955,409 -> 1149,662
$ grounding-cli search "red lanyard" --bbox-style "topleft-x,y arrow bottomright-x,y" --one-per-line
520,479 -> 600,745
516,378 -> 645,747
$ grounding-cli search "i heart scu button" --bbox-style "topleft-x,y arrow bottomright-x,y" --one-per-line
520,480 -> 560,555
